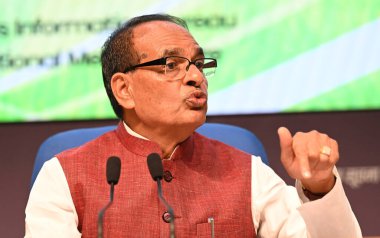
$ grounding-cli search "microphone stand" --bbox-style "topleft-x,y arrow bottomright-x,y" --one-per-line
97,182 -> 115,238
157,179 -> 175,238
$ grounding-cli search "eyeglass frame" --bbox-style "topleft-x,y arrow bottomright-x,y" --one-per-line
123,56 -> 217,76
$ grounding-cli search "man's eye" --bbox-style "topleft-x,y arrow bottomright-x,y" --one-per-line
166,62 -> 177,70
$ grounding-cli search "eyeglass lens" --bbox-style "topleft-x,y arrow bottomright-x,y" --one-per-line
164,56 -> 216,78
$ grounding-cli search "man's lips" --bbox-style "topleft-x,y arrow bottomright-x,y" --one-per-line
185,90 -> 207,109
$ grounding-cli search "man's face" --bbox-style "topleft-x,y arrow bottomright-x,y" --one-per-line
126,21 -> 208,130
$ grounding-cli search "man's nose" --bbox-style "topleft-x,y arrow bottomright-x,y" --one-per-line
183,64 -> 205,87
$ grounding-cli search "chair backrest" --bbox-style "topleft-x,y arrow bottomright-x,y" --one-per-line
31,122 -> 268,187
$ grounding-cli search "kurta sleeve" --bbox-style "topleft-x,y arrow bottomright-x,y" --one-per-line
25,157 -> 81,238
251,156 -> 362,238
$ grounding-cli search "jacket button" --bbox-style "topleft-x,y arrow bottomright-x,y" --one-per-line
162,211 -> 172,223
163,170 -> 173,182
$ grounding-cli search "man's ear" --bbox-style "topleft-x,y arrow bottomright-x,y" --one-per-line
111,73 -> 135,109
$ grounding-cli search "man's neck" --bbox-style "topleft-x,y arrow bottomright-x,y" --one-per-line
123,120 -> 195,159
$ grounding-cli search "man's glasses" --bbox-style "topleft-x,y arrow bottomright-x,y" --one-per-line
123,56 -> 217,79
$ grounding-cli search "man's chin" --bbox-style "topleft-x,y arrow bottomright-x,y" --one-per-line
180,109 -> 207,128
192,110 -> 207,129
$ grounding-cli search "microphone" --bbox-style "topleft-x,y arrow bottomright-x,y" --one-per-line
147,153 -> 175,238
97,156 -> 121,238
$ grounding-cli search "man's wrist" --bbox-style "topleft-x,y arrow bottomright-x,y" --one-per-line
302,186 -> 328,200
302,176 -> 337,200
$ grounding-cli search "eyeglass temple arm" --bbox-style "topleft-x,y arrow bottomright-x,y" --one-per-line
124,58 -> 167,73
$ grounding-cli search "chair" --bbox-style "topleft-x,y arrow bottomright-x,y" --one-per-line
31,122 -> 268,187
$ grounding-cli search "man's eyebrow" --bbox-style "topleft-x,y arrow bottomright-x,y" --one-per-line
162,48 -> 184,57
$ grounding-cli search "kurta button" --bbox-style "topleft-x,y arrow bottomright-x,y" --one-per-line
163,170 -> 173,182
162,211 -> 172,223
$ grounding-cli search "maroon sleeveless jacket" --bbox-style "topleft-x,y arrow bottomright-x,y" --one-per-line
57,122 -> 256,237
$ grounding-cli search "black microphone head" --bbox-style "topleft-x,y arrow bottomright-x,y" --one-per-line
147,153 -> 163,181
106,156 -> 121,185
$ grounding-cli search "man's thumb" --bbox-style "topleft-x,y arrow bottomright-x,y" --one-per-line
277,127 -> 293,163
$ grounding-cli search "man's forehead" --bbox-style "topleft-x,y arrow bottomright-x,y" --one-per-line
132,20 -> 202,58
132,20 -> 189,38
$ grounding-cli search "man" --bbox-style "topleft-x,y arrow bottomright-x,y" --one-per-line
25,14 -> 361,237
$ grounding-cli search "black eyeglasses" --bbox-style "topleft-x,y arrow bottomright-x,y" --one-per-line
123,56 -> 217,78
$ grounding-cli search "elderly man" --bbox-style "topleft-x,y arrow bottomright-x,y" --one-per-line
25,14 -> 361,237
